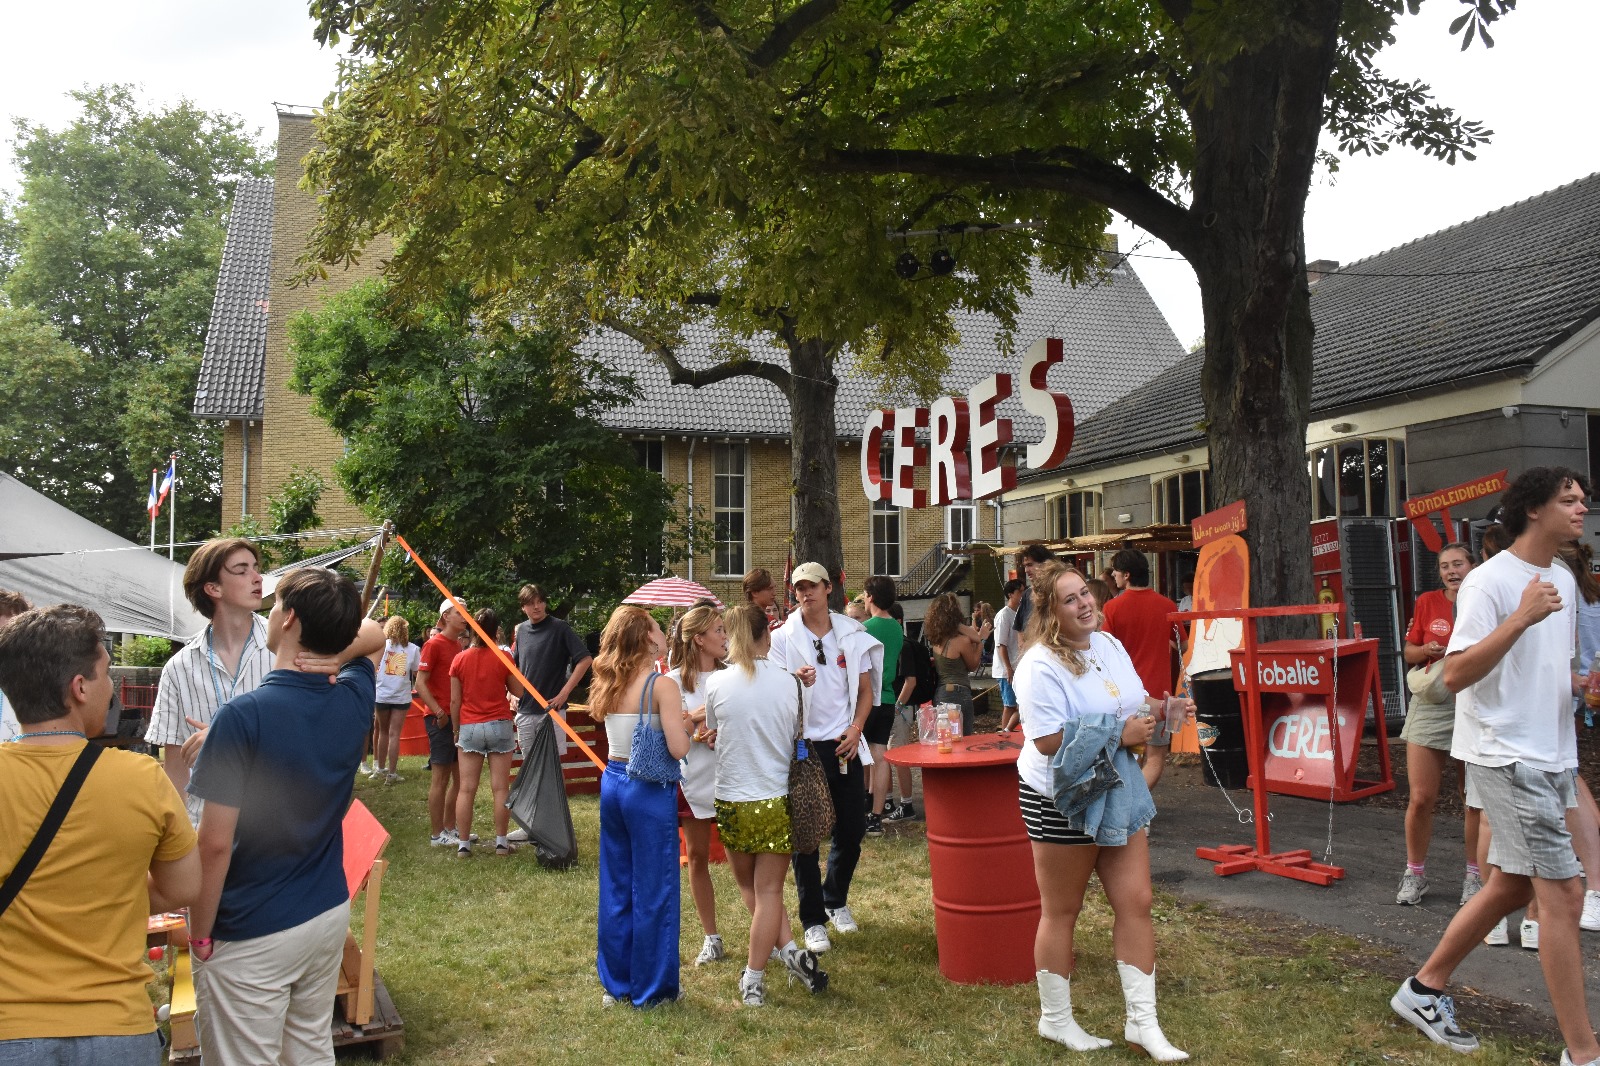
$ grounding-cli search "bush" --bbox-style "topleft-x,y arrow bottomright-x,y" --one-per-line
118,635 -> 178,668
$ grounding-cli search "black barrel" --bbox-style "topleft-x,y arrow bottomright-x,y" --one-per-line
1191,669 -> 1248,789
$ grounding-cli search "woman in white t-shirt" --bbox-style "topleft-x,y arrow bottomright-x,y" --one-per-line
372,615 -> 420,783
666,604 -> 729,969
705,604 -> 827,1006
1014,561 -> 1191,1062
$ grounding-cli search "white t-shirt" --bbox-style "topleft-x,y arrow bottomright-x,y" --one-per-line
993,604 -> 1020,679
1013,632 -> 1147,796
375,641 -> 420,704
1447,549 -> 1578,773
669,666 -> 718,819
705,659 -> 799,803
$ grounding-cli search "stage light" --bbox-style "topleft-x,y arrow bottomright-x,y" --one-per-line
894,251 -> 921,279
929,247 -> 956,275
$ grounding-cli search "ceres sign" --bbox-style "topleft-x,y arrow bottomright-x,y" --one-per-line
859,337 -> 1075,506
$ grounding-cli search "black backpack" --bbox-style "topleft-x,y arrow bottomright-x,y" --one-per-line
898,637 -> 939,706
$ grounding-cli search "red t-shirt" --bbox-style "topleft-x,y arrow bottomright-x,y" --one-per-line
449,646 -> 514,724
1406,589 -> 1455,658
1101,587 -> 1180,699
417,634 -> 462,712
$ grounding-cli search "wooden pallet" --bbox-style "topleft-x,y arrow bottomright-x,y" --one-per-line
169,970 -> 404,1062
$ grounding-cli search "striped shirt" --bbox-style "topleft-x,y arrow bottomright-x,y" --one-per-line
144,614 -> 274,824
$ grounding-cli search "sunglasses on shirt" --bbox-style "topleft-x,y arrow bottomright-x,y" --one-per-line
812,637 -> 826,665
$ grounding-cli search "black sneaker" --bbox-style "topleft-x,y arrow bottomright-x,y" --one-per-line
781,945 -> 829,994
885,801 -> 915,822
865,813 -> 884,836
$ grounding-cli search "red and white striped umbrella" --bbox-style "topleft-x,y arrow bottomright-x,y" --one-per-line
622,577 -> 723,609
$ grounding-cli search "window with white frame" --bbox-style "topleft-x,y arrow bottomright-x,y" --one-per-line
946,501 -> 976,548
712,443 -> 747,576
872,499 -> 902,576
632,439 -> 666,575
1051,490 -> 1102,539
1152,470 -> 1211,525
1308,437 -> 1406,519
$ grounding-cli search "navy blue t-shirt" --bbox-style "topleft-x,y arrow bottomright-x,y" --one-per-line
189,657 -> 376,940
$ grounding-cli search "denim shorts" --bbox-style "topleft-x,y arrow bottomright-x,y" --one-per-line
0,1032 -> 162,1066
458,718 -> 516,755
1466,761 -> 1581,879
998,678 -> 1017,707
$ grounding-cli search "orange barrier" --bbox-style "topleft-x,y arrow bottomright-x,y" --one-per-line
397,700 -> 430,758
393,534 -> 607,773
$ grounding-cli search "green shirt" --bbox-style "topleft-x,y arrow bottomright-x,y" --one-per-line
864,615 -> 905,706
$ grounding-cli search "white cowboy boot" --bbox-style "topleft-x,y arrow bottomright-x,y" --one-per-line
1037,969 -> 1112,1051
1117,961 -> 1188,1061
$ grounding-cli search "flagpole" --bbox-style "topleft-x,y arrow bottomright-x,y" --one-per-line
167,454 -> 177,562
148,468 -> 158,552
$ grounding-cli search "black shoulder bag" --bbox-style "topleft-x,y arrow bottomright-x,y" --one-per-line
0,744 -> 103,919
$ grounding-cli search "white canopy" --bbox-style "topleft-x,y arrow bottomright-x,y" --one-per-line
0,473 -> 207,640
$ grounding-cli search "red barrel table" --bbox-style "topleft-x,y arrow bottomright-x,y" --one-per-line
887,734 -> 1040,984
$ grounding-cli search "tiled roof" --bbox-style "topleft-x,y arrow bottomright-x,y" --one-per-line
193,178 -> 273,419
1034,171 -> 1600,476
584,258 -> 1186,446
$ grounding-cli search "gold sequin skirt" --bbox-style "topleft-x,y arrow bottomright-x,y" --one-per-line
715,795 -> 792,854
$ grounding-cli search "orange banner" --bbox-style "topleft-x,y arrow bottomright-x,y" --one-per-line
1191,500 -> 1247,547
1404,470 -> 1507,520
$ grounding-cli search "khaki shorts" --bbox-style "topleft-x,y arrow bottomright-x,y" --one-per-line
1399,696 -> 1455,752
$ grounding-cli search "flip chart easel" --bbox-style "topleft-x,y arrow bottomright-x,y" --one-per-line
1171,603 -> 1350,887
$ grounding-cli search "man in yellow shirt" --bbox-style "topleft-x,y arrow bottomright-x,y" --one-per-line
0,605 -> 199,1064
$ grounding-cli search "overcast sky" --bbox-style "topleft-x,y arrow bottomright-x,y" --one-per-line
3,1 -> 1597,347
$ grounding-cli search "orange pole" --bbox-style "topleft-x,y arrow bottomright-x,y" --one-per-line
391,533 -> 607,772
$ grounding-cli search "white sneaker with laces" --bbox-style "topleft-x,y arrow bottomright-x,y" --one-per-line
826,905 -> 859,934
695,934 -> 724,966
1390,977 -> 1479,1053
1582,891 -> 1600,932
1396,870 -> 1428,905
1459,871 -> 1483,906
803,924 -> 832,953
507,826 -> 530,843
739,967 -> 765,1007
1483,917 -> 1510,946
1520,918 -> 1540,950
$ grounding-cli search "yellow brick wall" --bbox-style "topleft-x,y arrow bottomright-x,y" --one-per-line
218,420 -> 265,524
256,112 -> 387,532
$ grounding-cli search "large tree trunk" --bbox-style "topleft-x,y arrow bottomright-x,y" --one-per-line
787,337 -> 847,611
1187,0 -> 1340,636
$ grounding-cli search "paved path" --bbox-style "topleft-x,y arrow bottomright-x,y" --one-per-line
1146,760 -> 1600,1024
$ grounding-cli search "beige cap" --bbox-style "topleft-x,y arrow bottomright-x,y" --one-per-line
791,561 -> 830,587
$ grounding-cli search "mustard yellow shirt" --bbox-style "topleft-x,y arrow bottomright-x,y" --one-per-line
0,742 -> 195,1039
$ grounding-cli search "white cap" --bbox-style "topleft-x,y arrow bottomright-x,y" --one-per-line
791,561 -> 830,587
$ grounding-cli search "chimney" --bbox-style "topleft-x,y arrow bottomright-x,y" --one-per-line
1101,232 -> 1119,254
1307,258 -> 1341,286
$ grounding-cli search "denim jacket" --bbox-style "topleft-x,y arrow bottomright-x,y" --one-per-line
1047,712 -> 1156,846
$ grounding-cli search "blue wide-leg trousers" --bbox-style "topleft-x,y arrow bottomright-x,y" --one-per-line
596,761 -> 680,1007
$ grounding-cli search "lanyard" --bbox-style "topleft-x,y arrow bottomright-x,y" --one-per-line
206,623 -> 255,709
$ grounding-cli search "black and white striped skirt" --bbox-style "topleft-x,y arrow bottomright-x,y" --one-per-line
1018,780 -> 1096,846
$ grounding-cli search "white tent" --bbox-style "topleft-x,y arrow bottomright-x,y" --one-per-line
0,473 -> 206,640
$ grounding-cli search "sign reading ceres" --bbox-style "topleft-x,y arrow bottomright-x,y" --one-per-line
860,338 -> 1075,505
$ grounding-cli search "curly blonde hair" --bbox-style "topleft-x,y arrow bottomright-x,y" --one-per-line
1022,560 -> 1092,677
667,604 -> 724,693
382,615 -> 409,644
589,606 -> 659,721
923,593 -> 966,647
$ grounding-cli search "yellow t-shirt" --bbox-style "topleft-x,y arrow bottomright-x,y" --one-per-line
0,742 -> 196,1039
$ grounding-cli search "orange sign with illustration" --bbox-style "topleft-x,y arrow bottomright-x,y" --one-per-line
1171,532 -> 1250,753
1404,470 -> 1507,552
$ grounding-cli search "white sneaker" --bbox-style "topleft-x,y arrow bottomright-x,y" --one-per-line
803,924 -> 832,953
1582,891 -> 1600,932
429,831 -> 454,847
695,934 -> 724,966
1484,917 -> 1510,946
739,967 -> 765,1007
1520,918 -> 1540,950
1459,871 -> 1484,906
507,827 -> 530,843
826,905 -> 859,934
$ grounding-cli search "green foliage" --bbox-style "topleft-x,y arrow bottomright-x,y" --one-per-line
267,467 -> 327,563
1,85 -> 270,541
221,514 -> 277,569
288,279 -> 696,616
116,635 -> 177,668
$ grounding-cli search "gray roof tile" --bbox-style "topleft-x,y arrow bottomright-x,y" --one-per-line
194,178 -> 273,419
1035,171 -> 1600,476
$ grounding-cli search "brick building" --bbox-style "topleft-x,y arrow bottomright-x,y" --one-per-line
196,109 -> 1187,609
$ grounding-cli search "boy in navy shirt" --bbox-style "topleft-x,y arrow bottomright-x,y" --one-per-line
187,568 -> 383,1064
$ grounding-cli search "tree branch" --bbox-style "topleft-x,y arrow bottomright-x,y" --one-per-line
750,0 -> 842,69
600,315 -> 793,394
823,146 -> 1195,255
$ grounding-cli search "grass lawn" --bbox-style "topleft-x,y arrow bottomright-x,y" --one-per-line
336,756 -> 1557,1065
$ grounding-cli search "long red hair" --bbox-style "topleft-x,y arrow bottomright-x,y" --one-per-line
589,606 -> 659,721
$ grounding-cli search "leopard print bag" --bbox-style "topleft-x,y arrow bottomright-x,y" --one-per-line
788,676 -> 835,853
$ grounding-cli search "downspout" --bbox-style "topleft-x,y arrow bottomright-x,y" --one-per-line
686,437 -> 697,582
989,498 -> 1004,547
241,419 -> 251,521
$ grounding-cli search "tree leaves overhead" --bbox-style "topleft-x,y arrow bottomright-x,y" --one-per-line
287,280 -> 698,612
0,85 -> 270,541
